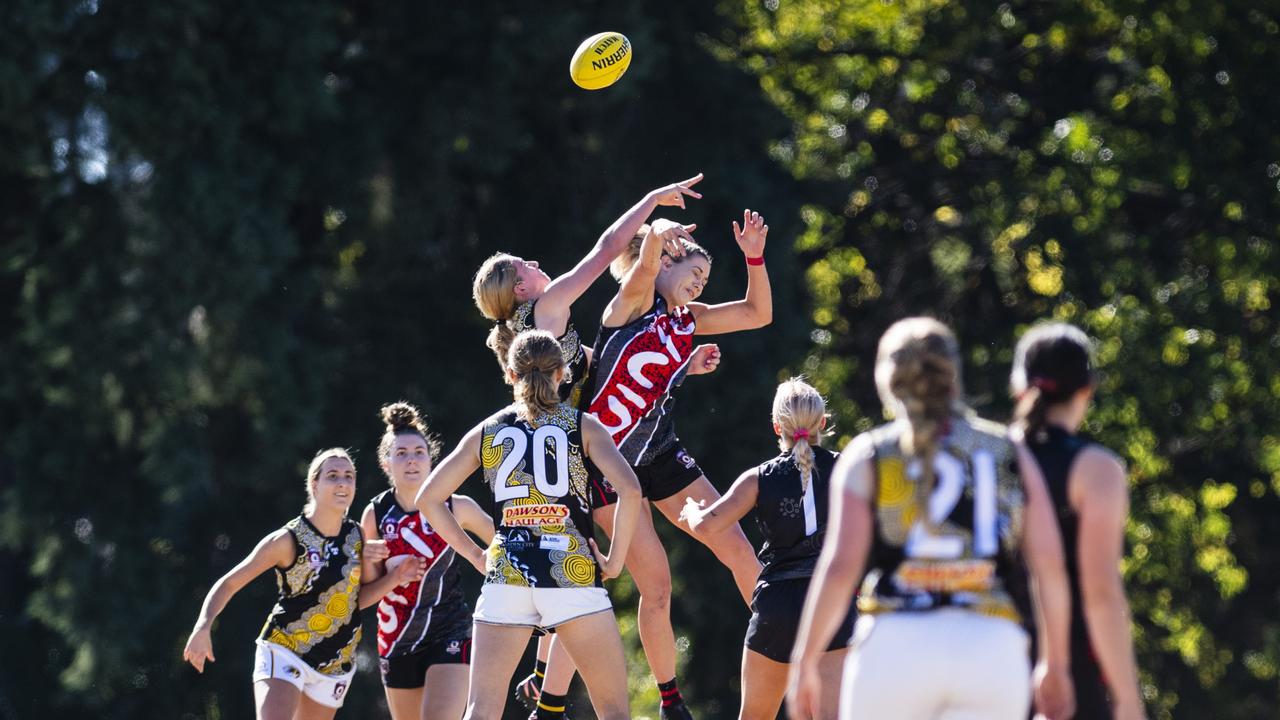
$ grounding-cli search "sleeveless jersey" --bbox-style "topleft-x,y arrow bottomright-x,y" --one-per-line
259,515 -> 363,675
1029,425 -> 1108,698
480,403 -> 601,589
859,416 -> 1025,622
586,295 -> 696,465
370,490 -> 470,658
755,446 -> 839,582
512,299 -> 590,407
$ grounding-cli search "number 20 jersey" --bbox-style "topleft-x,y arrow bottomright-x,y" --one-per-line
480,403 -> 601,589
859,415 -> 1026,622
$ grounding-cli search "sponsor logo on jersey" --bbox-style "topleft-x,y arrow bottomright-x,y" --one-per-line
893,559 -> 995,593
501,503 -> 571,527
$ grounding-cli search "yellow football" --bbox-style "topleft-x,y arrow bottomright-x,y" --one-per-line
569,32 -> 632,90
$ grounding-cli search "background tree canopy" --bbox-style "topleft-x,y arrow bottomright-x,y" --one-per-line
1,1 -> 1275,718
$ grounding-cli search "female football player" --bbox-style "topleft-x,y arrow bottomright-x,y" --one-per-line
415,330 -> 643,720
787,318 -> 1075,720
183,449 -> 425,720
1012,323 -> 1145,720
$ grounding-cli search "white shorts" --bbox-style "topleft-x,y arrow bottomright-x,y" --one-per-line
840,609 -> 1031,720
252,640 -> 355,709
473,584 -> 612,629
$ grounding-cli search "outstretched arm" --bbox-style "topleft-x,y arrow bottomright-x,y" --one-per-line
680,468 -> 758,536
182,530 -> 295,673
415,425 -> 489,575
537,174 -> 703,331
688,209 -> 772,335
600,219 -> 694,326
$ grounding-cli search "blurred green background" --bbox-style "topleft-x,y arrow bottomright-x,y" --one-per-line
2,1 -> 1277,718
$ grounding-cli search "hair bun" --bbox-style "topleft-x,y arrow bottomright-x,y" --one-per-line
380,401 -> 421,431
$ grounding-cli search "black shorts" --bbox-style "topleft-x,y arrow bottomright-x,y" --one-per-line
589,445 -> 703,505
746,577 -> 855,664
379,631 -> 472,689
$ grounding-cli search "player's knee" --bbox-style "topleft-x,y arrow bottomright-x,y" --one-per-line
639,582 -> 671,614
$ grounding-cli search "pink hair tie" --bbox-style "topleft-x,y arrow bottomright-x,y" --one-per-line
1030,376 -> 1059,392
792,429 -> 811,442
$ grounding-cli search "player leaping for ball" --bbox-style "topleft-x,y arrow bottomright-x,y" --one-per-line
576,208 -> 772,719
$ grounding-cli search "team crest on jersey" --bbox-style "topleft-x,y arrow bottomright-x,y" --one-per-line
305,548 -> 325,571
446,639 -> 462,655
675,450 -> 697,469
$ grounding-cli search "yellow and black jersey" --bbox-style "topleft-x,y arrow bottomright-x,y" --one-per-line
259,516 -> 363,675
859,415 -> 1025,622
480,403 -> 600,589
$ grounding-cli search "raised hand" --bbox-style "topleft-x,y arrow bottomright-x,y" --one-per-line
732,209 -> 768,259
650,173 -> 704,209
686,344 -> 721,376
182,626 -> 215,673
649,218 -> 697,257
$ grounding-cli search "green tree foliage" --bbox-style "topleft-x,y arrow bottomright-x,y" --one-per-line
716,0 -> 1280,717
1,2 -> 803,717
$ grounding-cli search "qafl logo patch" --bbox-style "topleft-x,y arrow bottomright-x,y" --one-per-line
675,450 -> 697,470
446,640 -> 462,655
382,519 -> 399,540
306,548 -> 325,571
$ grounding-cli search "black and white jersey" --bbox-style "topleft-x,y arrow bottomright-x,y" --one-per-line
755,446 -> 839,582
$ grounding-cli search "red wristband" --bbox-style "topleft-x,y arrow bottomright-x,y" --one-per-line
746,256 -> 765,266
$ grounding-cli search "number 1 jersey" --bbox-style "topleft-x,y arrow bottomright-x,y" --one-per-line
479,403 -> 601,589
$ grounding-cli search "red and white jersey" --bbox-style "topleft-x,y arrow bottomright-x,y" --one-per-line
370,491 -> 470,657
586,295 -> 696,465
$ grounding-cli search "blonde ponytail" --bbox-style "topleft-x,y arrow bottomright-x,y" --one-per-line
874,318 -> 962,527
473,253 -> 521,376
772,377 -> 829,493
508,330 -> 565,422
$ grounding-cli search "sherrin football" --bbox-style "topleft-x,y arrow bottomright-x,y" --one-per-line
569,32 -> 632,90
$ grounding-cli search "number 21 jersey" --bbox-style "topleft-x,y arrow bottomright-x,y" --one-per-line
859,415 -> 1025,622
480,403 -> 601,589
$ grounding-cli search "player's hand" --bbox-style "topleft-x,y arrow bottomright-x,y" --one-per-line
363,539 -> 390,564
588,538 -> 625,580
182,625 -> 215,673
1032,661 -> 1075,720
686,344 -> 721,376
649,173 -> 704,209
679,497 -> 706,531
650,218 -> 696,258
466,547 -> 488,575
388,555 -> 427,586
785,660 -> 822,720
733,209 -> 768,259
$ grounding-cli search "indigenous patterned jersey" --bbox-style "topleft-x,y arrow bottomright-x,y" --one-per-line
512,299 -> 590,407
859,416 -> 1025,622
259,516 -> 363,675
755,447 -> 839,582
586,295 -> 696,465
480,403 -> 600,589
370,491 -> 471,658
